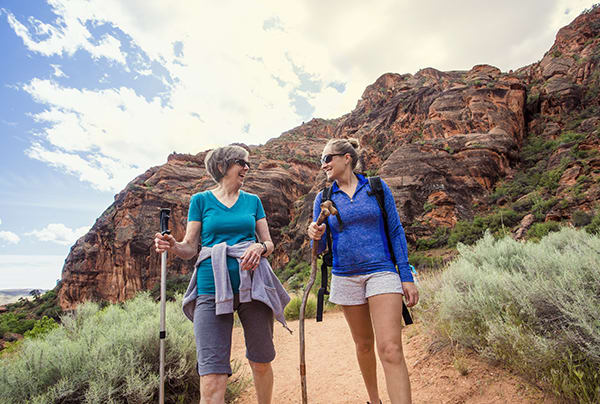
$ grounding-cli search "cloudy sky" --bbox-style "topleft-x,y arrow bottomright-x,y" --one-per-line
0,0 -> 596,289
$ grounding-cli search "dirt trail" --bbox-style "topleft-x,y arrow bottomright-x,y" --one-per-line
231,311 -> 558,404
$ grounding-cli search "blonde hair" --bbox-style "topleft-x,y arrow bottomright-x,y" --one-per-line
324,138 -> 362,171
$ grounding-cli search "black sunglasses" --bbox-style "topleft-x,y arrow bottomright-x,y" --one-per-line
320,153 -> 346,165
231,159 -> 251,169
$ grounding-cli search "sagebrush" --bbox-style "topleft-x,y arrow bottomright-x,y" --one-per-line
416,228 -> 600,403
0,293 -> 248,403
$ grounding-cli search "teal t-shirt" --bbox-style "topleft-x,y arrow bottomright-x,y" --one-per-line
188,190 -> 266,295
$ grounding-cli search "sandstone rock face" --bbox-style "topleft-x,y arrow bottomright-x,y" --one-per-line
59,120 -> 338,309
59,7 -> 600,309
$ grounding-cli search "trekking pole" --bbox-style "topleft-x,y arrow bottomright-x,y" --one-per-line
159,208 -> 171,404
299,200 -> 337,404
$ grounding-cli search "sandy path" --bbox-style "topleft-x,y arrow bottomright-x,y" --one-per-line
231,311 -> 557,404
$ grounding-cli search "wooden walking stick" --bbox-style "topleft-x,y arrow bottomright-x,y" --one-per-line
158,208 -> 170,404
299,200 -> 338,404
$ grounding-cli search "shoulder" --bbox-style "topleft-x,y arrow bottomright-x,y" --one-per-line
240,190 -> 260,201
365,175 -> 390,192
191,190 -> 211,202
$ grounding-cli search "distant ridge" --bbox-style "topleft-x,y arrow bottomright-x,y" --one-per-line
0,289 -> 47,306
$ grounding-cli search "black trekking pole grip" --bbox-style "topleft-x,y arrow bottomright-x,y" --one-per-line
160,208 -> 171,235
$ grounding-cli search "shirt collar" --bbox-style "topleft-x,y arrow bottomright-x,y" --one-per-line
331,173 -> 368,193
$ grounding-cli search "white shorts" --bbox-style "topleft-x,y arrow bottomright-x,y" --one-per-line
328,271 -> 404,306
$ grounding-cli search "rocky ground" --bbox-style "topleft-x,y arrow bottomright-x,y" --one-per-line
231,311 -> 558,404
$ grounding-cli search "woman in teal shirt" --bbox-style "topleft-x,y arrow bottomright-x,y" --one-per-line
155,145 -> 278,404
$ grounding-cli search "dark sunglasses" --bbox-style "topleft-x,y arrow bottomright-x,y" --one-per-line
320,153 -> 346,165
231,159 -> 251,169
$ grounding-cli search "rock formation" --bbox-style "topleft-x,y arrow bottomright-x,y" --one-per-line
59,6 -> 600,309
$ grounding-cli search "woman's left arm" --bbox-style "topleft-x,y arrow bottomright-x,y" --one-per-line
240,217 -> 274,270
380,181 -> 411,278
381,181 -> 419,306
256,218 -> 274,256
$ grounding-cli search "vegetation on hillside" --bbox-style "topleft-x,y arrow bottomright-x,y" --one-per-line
0,288 -> 62,339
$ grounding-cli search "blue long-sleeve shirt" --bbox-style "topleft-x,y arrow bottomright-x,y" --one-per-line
312,174 -> 414,282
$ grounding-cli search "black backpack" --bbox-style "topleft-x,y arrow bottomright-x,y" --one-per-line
317,176 -> 413,325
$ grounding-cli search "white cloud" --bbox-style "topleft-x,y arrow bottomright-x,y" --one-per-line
0,255 -> 65,289
0,231 -> 20,244
3,5 -> 126,64
5,0 -> 599,192
50,64 -> 67,78
26,223 -> 90,246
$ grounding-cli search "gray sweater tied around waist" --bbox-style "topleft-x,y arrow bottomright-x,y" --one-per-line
182,240 -> 292,333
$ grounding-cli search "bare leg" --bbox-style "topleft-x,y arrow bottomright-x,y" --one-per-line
248,360 -> 273,404
368,293 -> 411,404
199,374 -> 228,404
342,304 -> 380,404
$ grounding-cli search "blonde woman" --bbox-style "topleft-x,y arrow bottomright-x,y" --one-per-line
307,138 -> 418,404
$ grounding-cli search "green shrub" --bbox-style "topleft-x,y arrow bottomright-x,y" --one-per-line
416,227 -> 449,250
285,295 -> 316,321
572,210 -> 593,227
149,274 -> 190,302
0,293 -> 248,403
23,316 -> 58,339
526,221 -> 561,241
408,252 -> 445,270
420,229 -> 600,403
585,212 -> 600,234
279,257 -> 313,291
447,209 -> 523,247
0,313 -> 35,338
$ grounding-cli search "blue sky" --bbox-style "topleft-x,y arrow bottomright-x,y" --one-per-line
0,0 -> 596,289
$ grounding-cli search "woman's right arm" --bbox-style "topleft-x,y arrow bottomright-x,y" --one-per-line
154,221 -> 202,260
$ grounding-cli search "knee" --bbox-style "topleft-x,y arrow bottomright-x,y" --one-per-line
248,360 -> 272,376
354,338 -> 375,355
377,340 -> 405,365
200,374 -> 227,402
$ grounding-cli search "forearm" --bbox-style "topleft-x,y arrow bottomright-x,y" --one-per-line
171,239 -> 198,260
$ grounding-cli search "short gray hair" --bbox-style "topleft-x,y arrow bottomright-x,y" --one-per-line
204,145 -> 249,183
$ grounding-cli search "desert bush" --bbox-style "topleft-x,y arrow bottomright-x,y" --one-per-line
526,220 -> 561,241
0,293 -> 248,403
285,295 -> 316,321
149,274 -> 190,302
585,212 -> 600,234
0,313 -> 35,338
419,228 -> 600,403
447,209 -> 522,247
572,210 -> 593,227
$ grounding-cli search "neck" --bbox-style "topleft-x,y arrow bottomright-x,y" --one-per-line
216,180 -> 240,197
335,169 -> 356,188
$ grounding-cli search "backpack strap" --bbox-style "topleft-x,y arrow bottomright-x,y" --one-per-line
367,176 -> 413,326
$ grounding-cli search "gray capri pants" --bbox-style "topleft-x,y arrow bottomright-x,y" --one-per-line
193,294 -> 275,376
